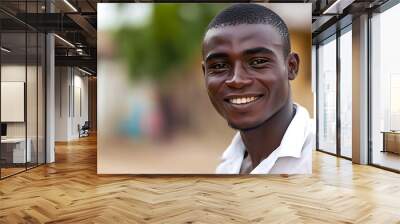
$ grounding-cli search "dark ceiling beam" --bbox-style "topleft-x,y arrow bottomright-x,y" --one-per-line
322,0 -> 356,14
0,8 -> 37,31
80,12 -> 97,16
67,13 -> 97,40
12,13 -> 82,32
86,0 -> 97,11
55,55 -> 96,72
312,15 -> 335,33
78,66 -> 97,75
3,12 -> 96,48
0,18 -> 27,31
55,47 -> 96,56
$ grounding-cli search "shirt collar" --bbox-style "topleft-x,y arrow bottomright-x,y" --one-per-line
276,104 -> 310,158
217,103 -> 311,173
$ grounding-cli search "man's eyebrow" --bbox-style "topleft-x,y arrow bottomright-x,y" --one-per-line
205,52 -> 228,63
205,47 -> 275,62
243,47 -> 275,56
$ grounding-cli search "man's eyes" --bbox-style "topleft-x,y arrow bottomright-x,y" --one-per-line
207,63 -> 229,75
249,58 -> 269,67
207,58 -> 270,75
209,63 -> 228,70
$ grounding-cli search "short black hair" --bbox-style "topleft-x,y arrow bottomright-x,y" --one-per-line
206,3 -> 291,57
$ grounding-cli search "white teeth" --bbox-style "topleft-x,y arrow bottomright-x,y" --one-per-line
229,96 -> 259,105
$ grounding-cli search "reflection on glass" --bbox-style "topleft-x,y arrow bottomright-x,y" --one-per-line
318,37 -> 337,154
38,33 -> 46,165
340,29 -> 352,158
27,31 -> 38,169
371,3 -> 400,171
0,1 -> 47,179
1,31 -> 27,177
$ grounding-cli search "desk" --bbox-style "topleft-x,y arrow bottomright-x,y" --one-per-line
1,138 -> 31,163
382,131 -> 400,154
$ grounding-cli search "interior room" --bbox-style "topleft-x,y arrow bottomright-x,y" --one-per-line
0,0 -> 400,223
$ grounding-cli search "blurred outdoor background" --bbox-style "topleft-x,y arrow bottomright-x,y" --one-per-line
97,3 -> 312,174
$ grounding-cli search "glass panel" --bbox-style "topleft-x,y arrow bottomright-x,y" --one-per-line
26,0 -> 39,169
0,1 -> 46,178
38,32 -> 45,165
339,29 -> 352,158
27,30 -> 38,169
371,3 -> 400,171
317,36 -> 337,154
1,30 -> 27,177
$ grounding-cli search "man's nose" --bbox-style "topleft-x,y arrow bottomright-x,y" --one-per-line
225,63 -> 253,89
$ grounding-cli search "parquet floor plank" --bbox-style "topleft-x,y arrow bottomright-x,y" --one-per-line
1,135 -> 400,223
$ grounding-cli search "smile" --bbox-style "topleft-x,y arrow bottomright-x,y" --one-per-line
225,95 -> 263,105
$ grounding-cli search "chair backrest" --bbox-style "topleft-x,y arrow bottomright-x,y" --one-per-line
82,121 -> 90,129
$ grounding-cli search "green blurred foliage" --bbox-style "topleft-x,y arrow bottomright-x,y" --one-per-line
113,4 -> 227,84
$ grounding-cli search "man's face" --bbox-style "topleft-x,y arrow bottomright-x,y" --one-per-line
202,24 -> 297,130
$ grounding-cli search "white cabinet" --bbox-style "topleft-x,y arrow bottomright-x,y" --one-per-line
1,138 -> 32,163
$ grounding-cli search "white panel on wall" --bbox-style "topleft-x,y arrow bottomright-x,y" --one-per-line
1,82 -> 25,122
390,73 -> 400,130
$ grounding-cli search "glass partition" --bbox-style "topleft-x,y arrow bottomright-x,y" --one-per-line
27,30 -> 38,169
317,35 -> 337,155
339,27 -> 352,158
38,32 -> 45,165
0,1 -> 46,179
1,30 -> 28,177
26,0 -> 42,169
371,3 -> 400,171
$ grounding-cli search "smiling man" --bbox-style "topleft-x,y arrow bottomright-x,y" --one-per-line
202,4 -> 314,174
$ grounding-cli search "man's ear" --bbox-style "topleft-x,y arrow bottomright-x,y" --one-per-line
287,52 -> 300,80
201,61 -> 206,77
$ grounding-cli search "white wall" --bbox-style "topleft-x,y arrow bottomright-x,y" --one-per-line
1,64 -> 47,163
1,65 -> 38,138
55,67 -> 89,141
55,66 -> 69,141
72,73 -> 89,138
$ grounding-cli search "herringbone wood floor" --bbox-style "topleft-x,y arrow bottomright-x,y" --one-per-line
1,135 -> 400,224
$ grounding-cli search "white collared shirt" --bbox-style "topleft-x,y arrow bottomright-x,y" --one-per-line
216,103 -> 315,174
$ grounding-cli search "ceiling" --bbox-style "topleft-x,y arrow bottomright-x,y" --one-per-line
0,0 -> 392,75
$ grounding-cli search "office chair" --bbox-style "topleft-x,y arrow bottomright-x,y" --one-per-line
79,121 -> 90,138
